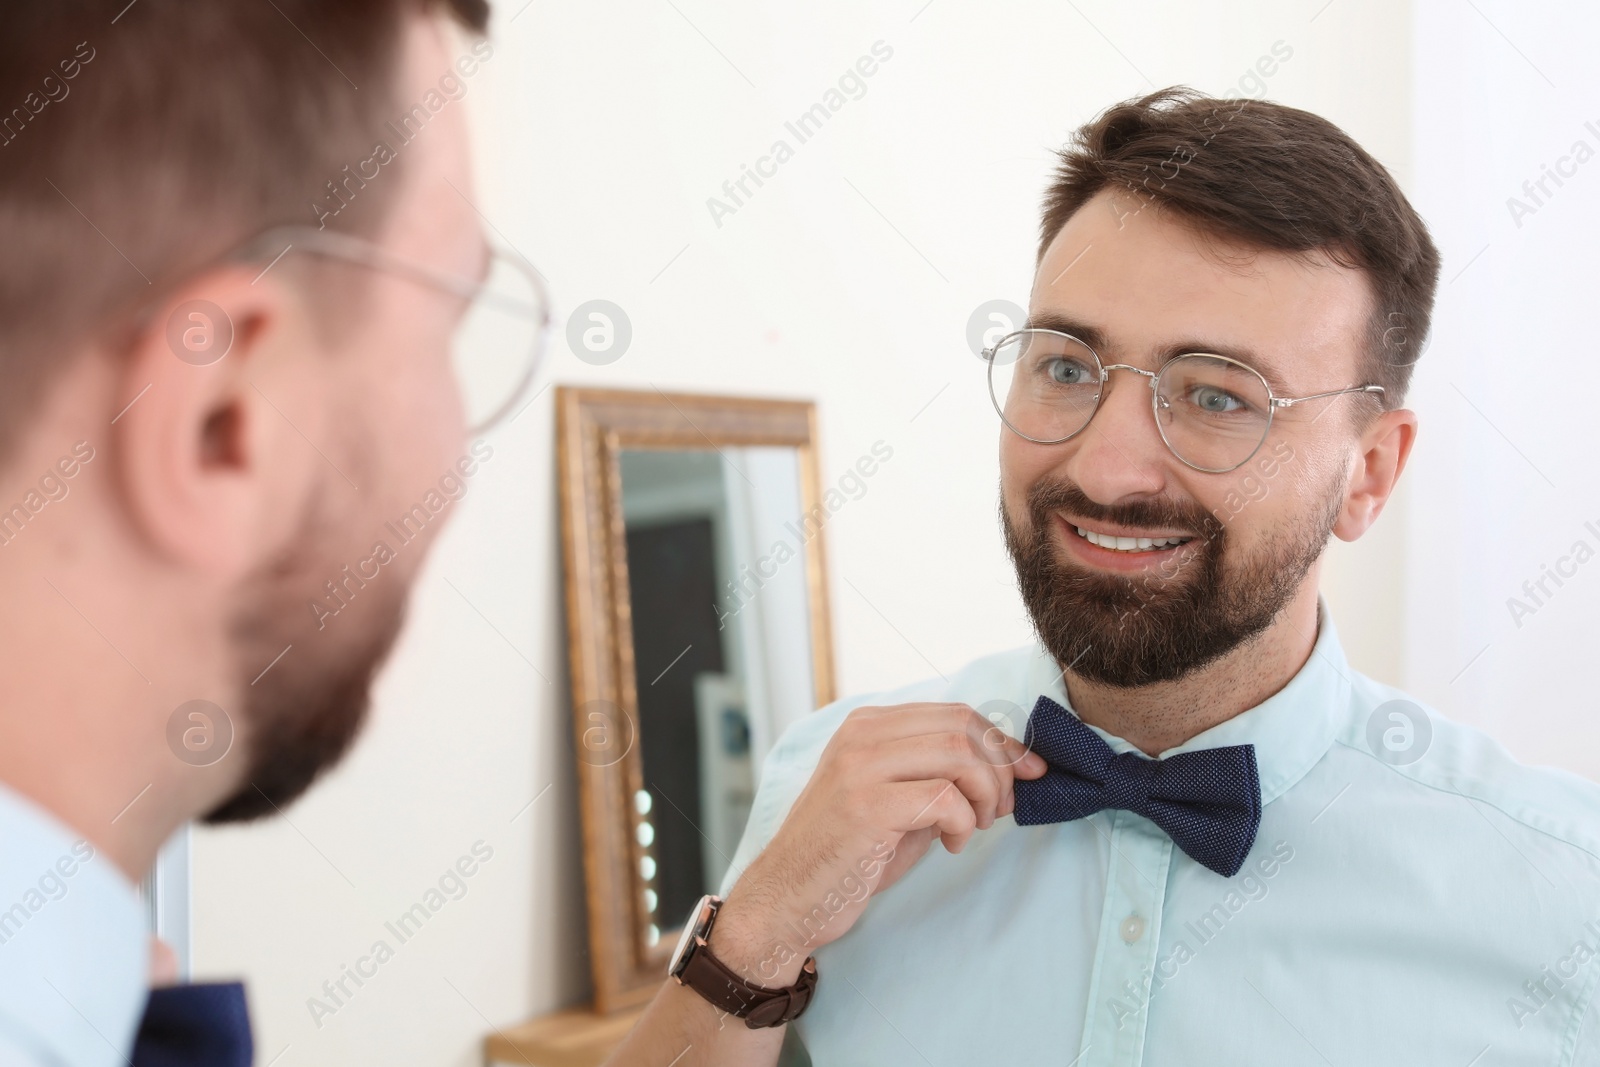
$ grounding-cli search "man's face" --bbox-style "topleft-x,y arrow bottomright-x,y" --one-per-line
206,18 -> 480,820
1001,188 -> 1373,688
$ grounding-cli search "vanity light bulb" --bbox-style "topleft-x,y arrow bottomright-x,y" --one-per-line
644,888 -> 658,913
637,820 -> 655,847
647,924 -> 660,946
641,855 -> 656,880
635,789 -> 652,815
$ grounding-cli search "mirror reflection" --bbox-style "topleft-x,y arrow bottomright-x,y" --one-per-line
618,447 -> 817,946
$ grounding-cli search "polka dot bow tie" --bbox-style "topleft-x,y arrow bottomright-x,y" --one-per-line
1012,695 -> 1262,877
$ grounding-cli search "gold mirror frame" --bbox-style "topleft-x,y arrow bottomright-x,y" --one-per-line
556,386 -> 836,1014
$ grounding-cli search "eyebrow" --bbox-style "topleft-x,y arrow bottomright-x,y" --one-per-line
1025,310 -> 1296,395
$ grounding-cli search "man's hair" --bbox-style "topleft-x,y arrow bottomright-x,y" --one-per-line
1039,87 -> 1440,411
0,0 -> 489,461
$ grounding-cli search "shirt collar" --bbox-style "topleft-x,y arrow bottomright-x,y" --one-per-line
0,780 -> 148,1067
1023,592 -> 1351,805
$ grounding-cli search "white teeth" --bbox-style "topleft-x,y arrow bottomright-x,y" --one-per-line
1073,526 -> 1191,553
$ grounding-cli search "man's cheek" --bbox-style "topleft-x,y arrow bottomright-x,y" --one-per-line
392,338 -> 467,495
999,438 -> 1063,510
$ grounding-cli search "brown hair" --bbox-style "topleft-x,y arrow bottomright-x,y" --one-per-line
0,0 -> 489,461
1039,86 -> 1440,411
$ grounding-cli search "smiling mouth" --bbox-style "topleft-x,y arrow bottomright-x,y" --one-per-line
1070,522 -> 1196,554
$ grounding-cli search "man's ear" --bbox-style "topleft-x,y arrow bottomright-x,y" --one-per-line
1332,407 -> 1417,542
112,267 -> 323,579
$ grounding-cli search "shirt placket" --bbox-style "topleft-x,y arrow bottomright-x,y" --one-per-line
1075,811 -> 1173,1067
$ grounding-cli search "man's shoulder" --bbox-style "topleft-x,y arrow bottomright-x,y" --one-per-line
1336,670 -> 1600,867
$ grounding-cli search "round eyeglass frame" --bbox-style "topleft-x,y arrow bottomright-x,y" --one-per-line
982,327 -> 1385,474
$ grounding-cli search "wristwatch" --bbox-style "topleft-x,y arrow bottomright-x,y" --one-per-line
666,893 -> 818,1028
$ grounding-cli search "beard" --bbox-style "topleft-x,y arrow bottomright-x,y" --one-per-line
202,482 -> 413,823
1000,471 -> 1343,688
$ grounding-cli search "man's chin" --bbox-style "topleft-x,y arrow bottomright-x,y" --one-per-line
200,693 -> 373,825
1000,483 -> 1324,690
1026,579 -> 1237,689
203,581 -> 410,824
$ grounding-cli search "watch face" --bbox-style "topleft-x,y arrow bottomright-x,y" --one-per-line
668,894 -> 713,976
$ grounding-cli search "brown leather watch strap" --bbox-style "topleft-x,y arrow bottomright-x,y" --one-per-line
676,942 -> 818,1029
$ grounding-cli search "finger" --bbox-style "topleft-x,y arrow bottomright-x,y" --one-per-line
968,707 -> 1049,776
948,705 -> 1047,806
848,703 -> 1045,776
965,725 -> 1047,822
863,733 -> 1007,829
951,713 -> 1047,823
879,778 -> 978,853
975,718 -> 1048,777
837,705 -> 1047,821
841,702 -> 974,745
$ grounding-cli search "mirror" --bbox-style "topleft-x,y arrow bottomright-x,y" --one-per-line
557,387 -> 835,1013
619,446 -> 819,933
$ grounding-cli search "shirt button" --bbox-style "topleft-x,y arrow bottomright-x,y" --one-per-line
1120,914 -> 1146,943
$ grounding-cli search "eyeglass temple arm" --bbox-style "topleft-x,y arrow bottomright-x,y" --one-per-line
237,226 -> 479,295
1273,384 -> 1385,408
241,225 -> 550,322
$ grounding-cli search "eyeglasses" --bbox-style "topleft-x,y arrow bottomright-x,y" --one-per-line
983,328 -> 1384,473
233,225 -> 552,435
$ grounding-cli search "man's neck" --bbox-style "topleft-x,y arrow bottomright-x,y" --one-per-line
0,372 -> 245,883
1062,586 -> 1323,756
0,649 -> 185,882
0,543 -> 237,884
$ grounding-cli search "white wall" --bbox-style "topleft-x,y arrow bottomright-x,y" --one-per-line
190,2 -> 1416,1064
1406,0 -> 1600,777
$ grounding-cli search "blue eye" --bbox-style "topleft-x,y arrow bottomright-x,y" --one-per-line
1189,384 -> 1245,413
1047,358 -> 1093,385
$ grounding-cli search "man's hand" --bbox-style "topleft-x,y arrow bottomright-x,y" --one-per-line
707,702 -> 1049,987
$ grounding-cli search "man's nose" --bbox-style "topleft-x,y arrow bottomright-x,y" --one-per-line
1059,368 -> 1171,499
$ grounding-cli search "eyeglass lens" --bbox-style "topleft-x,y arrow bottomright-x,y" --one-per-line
987,330 -> 1273,472
452,254 -> 546,433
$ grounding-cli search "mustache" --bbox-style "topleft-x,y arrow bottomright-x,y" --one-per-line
1024,477 -> 1226,543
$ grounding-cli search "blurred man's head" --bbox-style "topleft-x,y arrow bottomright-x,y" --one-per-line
0,0 -> 493,866
998,88 -> 1439,688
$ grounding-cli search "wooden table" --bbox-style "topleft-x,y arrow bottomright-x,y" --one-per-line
484,1004 -> 646,1067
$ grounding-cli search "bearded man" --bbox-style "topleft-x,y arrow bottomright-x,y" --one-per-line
608,88 -> 1600,1067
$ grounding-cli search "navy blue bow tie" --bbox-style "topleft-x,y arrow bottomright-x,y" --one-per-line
132,982 -> 253,1067
1012,695 -> 1262,876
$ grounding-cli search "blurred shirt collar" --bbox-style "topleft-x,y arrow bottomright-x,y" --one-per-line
0,780 -> 147,1067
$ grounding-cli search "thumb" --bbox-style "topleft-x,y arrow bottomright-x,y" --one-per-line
1015,749 -> 1049,779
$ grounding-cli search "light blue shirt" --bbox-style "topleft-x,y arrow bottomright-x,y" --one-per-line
0,783 -> 147,1067
719,595 -> 1600,1065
